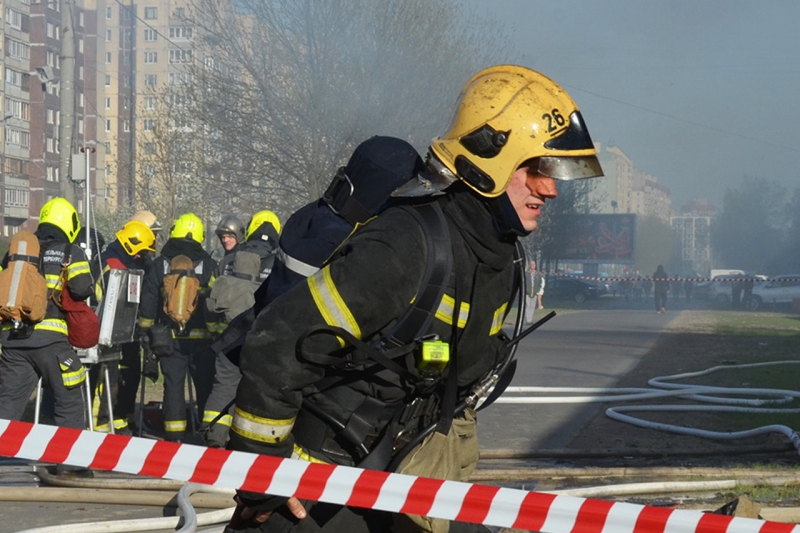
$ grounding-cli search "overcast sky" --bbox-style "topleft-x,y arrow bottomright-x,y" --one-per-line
467,1 -> 800,208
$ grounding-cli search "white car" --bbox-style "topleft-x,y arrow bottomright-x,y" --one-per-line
746,275 -> 800,310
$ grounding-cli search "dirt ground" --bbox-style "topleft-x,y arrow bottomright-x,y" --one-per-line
563,310 -> 800,462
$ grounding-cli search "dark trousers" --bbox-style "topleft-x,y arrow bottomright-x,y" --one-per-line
159,338 -> 215,442
654,290 -> 667,311
233,501 -> 490,532
0,342 -> 87,429
115,341 -> 142,421
201,350 -> 241,447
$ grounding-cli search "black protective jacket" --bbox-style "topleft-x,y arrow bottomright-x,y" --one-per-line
229,187 -> 516,464
217,223 -> 279,282
0,224 -> 95,347
139,239 -> 217,336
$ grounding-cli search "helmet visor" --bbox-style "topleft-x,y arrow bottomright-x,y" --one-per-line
536,156 -> 604,181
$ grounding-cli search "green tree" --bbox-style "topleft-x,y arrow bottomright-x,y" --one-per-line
711,176 -> 787,274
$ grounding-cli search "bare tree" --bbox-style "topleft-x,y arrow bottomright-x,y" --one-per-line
177,0 -> 511,216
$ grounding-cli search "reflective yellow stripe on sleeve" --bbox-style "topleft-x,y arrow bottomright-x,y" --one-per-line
138,317 -> 154,329
435,294 -> 469,328
202,410 -> 232,428
307,265 -> 361,346
231,406 -> 294,444
292,444 -> 328,464
67,261 -> 91,280
46,274 -> 63,290
490,302 -> 508,335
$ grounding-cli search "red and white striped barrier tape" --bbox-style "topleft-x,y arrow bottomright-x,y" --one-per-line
1,418 -> 796,533
554,274 -> 794,283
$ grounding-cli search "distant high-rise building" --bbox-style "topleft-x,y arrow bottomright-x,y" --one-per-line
670,198 -> 716,276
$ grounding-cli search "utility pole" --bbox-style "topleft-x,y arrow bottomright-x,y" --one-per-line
58,0 -> 76,203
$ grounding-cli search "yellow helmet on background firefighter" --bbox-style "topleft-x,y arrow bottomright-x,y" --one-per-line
423,64 -> 602,198
39,197 -> 81,242
245,210 -> 281,241
116,220 -> 156,256
170,213 -> 204,244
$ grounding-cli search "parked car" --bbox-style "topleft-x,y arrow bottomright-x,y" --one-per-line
746,275 -> 800,310
708,273 -> 766,304
546,277 -> 601,303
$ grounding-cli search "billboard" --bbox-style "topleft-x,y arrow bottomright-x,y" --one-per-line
551,214 -> 636,264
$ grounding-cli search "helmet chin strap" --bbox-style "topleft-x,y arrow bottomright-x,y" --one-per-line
486,192 -> 530,239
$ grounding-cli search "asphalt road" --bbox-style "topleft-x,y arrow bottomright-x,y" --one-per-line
478,307 -> 678,452
0,305 -> 679,532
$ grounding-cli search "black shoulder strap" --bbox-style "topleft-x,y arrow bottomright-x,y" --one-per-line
380,202 -> 452,347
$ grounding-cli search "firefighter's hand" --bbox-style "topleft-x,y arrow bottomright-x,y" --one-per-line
224,495 -> 306,531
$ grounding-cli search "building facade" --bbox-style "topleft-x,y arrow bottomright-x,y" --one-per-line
670,198 -> 716,277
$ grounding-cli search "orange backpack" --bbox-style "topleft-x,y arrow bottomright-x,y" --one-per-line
0,230 -> 48,325
162,254 -> 200,333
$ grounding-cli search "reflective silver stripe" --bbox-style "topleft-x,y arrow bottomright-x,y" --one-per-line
6,245 -> 26,307
278,247 -> 319,278
307,265 -> 361,339
231,406 -> 294,444
435,294 -> 469,328
490,302 -> 508,335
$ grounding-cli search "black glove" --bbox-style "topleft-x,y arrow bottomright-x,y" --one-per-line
141,340 -> 160,383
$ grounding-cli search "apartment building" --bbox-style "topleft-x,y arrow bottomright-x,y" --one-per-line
1,0 -> 108,238
590,143 -> 672,222
670,198 -> 716,277
104,0 -> 204,215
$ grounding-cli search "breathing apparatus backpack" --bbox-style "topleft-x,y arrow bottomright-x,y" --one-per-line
206,251 -> 262,323
161,254 -> 200,333
0,230 -> 48,327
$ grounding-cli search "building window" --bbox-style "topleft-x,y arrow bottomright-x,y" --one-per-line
105,97 -> 111,109
143,119 -> 157,131
78,66 -> 84,81
144,74 -> 157,87
169,26 -> 193,40
78,93 -> 84,108
169,49 -> 192,63
144,97 -> 156,110
46,166 -> 59,182
5,127 -> 29,148
144,29 -> 157,42
4,188 -> 29,208
123,120 -> 130,132
174,7 -> 185,18
5,99 -> 30,121
105,120 -> 111,132
5,68 -> 27,89
106,29 -> 112,42
106,6 -> 112,19
5,38 -> 30,60
144,142 -> 156,155
78,118 -> 84,134
144,7 -> 157,19
46,22 -> 58,39
79,11 -> 84,27
105,74 -> 111,86
144,51 -> 158,64
106,52 -> 112,63
5,8 -> 25,30
78,38 -> 84,53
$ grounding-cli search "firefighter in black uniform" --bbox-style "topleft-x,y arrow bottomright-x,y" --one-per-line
0,198 -> 94,431
202,210 -> 280,448
92,220 -> 156,433
226,65 -> 604,532
139,213 -> 217,442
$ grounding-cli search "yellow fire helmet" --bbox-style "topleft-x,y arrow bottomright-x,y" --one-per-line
429,64 -> 603,198
245,210 -> 281,241
169,212 -> 204,244
130,209 -> 163,233
39,197 -> 81,243
116,220 -> 156,256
